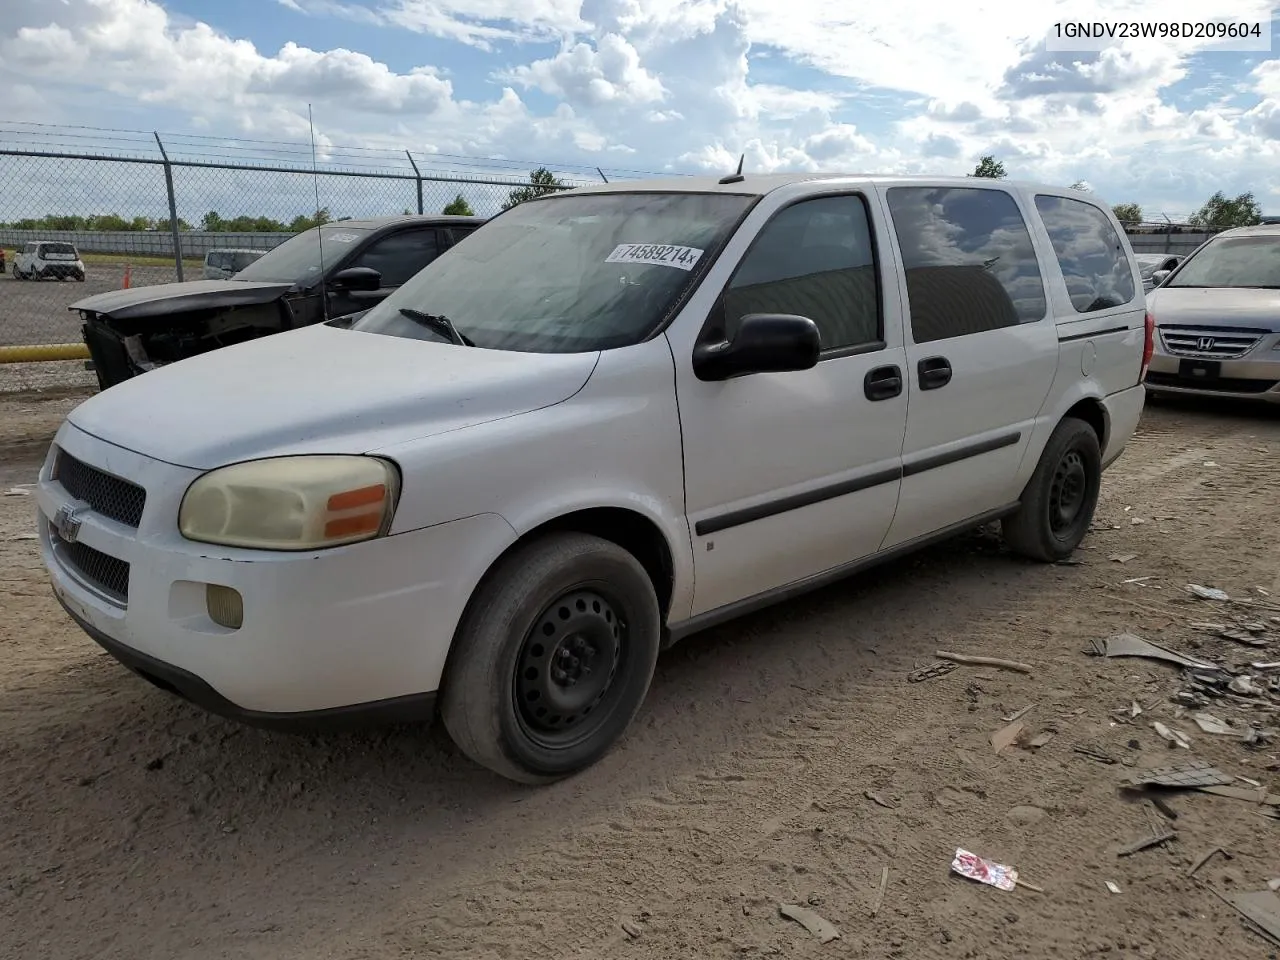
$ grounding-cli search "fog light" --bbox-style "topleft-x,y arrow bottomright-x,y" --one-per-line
206,584 -> 244,630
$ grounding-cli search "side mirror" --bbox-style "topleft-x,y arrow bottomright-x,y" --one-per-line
693,313 -> 821,382
1151,269 -> 1171,286
328,266 -> 381,292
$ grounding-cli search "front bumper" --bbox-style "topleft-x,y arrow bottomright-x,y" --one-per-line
38,422 -> 518,721
1145,350 -> 1280,403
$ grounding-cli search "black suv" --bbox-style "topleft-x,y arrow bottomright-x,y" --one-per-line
72,215 -> 485,390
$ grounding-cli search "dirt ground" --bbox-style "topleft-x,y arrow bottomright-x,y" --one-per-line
1,389 -> 1278,960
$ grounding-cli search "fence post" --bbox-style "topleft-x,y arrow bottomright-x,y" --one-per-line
154,132 -> 184,281
406,150 -> 424,214
1162,215 -> 1172,255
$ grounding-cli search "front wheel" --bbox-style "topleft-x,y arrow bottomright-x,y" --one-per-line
440,532 -> 661,784
1002,416 -> 1102,562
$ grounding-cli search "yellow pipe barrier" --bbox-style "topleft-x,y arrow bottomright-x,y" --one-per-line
0,343 -> 91,363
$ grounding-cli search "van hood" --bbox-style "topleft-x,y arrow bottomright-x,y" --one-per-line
1146,286 -> 1280,329
66,324 -> 599,470
71,279 -> 296,320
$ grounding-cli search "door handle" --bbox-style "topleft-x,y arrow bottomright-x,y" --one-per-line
917,356 -> 952,390
863,364 -> 903,401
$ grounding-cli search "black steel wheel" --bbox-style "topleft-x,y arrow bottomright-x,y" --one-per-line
1002,416 -> 1102,562
441,532 -> 661,784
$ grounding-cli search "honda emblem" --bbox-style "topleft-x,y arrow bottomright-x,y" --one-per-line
1197,336 -> 1215,351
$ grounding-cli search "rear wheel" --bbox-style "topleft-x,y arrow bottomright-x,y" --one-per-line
1002,416 -> 1101,562
440,532 -> 661,784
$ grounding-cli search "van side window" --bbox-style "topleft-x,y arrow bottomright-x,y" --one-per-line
886,186 -> 1047,344
721,195 -> 881,352
1034,195 -> 1136,313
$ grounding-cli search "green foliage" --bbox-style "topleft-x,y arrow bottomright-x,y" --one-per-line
443,193 -> 475,216
969,155 -> 1006,179
1188,191 -> 1262,229
1111,202 -> 1143,224
502,167 -> 566,210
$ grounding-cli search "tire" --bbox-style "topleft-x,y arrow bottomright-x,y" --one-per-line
1001,416 -> 1101,563
75,272 -> 85,282
440,532 -> 661,784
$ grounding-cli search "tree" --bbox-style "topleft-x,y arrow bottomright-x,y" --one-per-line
1188,191 -> 1262,230
443,193 -> 475,216
288,208 -> 332,233
1111,202 -> 1143,225
969,155 -> 1006,179
502,167 -> 566,209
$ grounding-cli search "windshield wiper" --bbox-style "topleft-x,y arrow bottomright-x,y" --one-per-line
398,308 -> 474,346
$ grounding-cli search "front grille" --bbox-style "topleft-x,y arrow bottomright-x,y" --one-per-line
54,449 -> 146,527
1159,326 -> 1265,360
1145,371 -> 1279,394
50,528 -> 130,603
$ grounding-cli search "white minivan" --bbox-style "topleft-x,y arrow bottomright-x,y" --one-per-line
35,174 -> 1151,783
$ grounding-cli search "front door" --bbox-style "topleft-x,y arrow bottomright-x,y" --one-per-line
877,183 -> 1059,548
326,227 -> 443,319
672,192 -> 910,617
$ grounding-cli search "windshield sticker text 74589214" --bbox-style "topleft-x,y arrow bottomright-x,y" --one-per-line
605,243 -> 704,271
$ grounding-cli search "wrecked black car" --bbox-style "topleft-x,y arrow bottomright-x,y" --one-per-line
72,214 -> 485,390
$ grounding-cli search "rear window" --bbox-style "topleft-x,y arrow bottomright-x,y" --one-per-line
1034,195 -> 1136,313
39,242 -> 77,257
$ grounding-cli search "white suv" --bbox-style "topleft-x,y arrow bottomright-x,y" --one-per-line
13,240 -> 85,281
34,174 -> 1150,783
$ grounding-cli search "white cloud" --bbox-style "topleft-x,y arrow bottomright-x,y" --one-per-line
501,33 -> 666,105
3,0 -> 1280,219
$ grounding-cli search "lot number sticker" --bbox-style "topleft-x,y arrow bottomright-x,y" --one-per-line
327,233 -> 360,243
606,243 -> 704,271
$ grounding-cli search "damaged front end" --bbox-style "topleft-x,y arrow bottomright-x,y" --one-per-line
71,280 -> 299,390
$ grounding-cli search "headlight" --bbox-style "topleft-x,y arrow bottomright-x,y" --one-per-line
179,455 -> 400,550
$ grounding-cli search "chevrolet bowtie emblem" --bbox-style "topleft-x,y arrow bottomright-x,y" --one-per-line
52,501 -> 90,544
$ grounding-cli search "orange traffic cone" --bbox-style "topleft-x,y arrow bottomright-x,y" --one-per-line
122,263 -> 131,289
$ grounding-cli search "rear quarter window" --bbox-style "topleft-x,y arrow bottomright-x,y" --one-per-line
885,185 -> 1047,344
1033,195 -> 1136,313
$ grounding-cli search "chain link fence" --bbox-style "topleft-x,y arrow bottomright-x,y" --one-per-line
0,127 -> 1236,394
0,133 -> 615,392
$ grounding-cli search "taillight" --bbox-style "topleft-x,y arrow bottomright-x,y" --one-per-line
1140,312 -> 1155,381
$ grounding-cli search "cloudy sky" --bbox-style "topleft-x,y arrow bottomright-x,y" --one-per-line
2,0 -> 1279,219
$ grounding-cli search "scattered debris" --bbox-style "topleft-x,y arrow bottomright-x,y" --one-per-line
1220,889 -> 1280,948
621,920 -> 642,940
4,533 -> 37,541
1229,676 -> 1266,697
1109,553 -> 1139,563
1090,633 -> 1213,670
1196,785 -> 1280,805
1126,761 -> 1232,789
1253,662 -> 1280,672
1153,722 -> 1192,749
1268,879 -> 1280,893
778,903 -> 840,943
1123,576 -> 1155,586
991,720 -> 1026,754
908,661 -> 957,683
3,487 -> 31,496
1150,795 -> 1179,820
1027,732 -> 1056,750
864,790 -> 897,810
1192,713 -> 1235,736
1105,881 -> 1122,894
1014,878 -> 1044,893
1188,584 -> 1230,601
1188,847 -> 1231,877
1237,775 -> 1262,788
1002,704 -> 1035,724
951,849 -> 1018,892
1074,745 -> 1117,765
1131,517 -> 1146,525
1116,828 -> 1176,857
1130,701 -> 1143,718
871,866 -> 889,917
1222,629 -> 1269,648
1203,461 -> 1219,468
936,651 -> 1034,675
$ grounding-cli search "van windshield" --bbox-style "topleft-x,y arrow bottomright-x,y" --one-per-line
1166,235 -> 1280,289
349,191 -> 755,353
